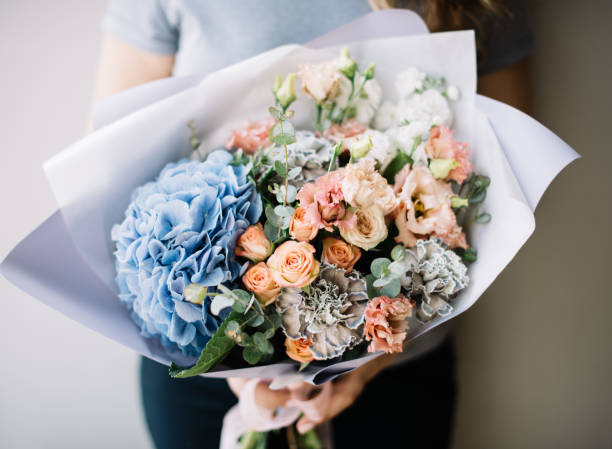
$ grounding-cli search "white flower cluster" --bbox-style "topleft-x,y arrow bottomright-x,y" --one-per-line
369,68 -> 461,169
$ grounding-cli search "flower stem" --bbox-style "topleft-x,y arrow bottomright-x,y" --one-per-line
279,120 -> 290,206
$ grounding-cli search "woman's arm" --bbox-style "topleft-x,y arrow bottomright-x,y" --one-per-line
93,34 -> 175,100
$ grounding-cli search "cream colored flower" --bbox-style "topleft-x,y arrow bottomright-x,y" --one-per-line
298,61 -> 341,103
340,206 -> 388,250
341,159 -> 398,215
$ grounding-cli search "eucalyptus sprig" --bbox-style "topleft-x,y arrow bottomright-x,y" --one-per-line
365,245 -> 408,299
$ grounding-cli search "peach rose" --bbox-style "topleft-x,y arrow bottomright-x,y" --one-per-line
323,119 -> 367,150
285,337 -> 314,363
289,207 -> 318,242
242,262 -> 281,306
267,241 -> 320,288
364,295 -> 415,354
235,224 -> 274,263
339,206 -> 388,251
321,237 -> 361,273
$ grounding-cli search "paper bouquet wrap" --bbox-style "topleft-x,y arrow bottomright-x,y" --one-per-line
1,11 -> 578,389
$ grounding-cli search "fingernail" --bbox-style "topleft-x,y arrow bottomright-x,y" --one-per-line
298,421 -> 314,434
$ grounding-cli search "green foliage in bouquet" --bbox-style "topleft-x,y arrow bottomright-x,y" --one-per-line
169,286 -> 282,378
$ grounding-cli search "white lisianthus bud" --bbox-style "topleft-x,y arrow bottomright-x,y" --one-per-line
272,74 -> 282,94
451,196 -> 469,208
363,62 -> 376,80
429,158 -> 460,179
338,46 -> 358,79
184,283 -> 206,305
276,73 -> 297,110
349,135 -> 373,159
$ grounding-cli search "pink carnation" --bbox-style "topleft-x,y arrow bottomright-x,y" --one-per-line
393,165 -> 468,249
425,126 -> 473,184
296,171 -> 355,232
225,117 -> 275,154
364,295 -> 415,354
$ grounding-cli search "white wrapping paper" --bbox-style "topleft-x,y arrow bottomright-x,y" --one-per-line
0,11 -> 579,384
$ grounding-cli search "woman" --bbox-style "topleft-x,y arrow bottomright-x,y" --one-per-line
94,1 -> 533,447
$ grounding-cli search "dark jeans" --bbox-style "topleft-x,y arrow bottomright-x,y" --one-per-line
140,338 -> 456,449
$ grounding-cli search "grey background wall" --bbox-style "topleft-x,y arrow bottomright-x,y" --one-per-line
0,1 -> 610,448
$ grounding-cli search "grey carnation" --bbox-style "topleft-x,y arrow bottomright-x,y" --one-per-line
264,131 -> 335,188
276,263 -> 368,360
400,239 -> 469,322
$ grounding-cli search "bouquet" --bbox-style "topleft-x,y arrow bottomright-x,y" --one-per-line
111,46 -> 492,380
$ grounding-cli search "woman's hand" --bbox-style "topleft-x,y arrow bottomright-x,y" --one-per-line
295,353 -> 398,434
227,378 -> 291,410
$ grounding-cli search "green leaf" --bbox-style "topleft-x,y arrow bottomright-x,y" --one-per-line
225,320 -> 240,335
391,245 -> 406,262
469,188 -> 487,204
264,220 -> 281,242
476,212 -> 491,223
249,314 -> 265,328
274,160 -> 287,177
265,205 -> 280,226
462,247 -> 477,263
263,327 -> 276,339
379,278 -> 401,298
274,205 -> 294,217
383,150 -> 412,183
371,258 -> 391,278
169,311 -> 245,378
287,167 -> 301,180
243,346 -> 263,365
252,332 -> 268,353
269,106 -> 282,121
270,134 -> 297,146
269,311 -> 282,329
365,274 -> 378,299
232,299 -> 247,313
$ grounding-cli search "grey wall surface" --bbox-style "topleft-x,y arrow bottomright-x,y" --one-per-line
0,1 -> 610,448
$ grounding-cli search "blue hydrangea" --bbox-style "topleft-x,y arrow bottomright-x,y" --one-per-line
111,150 -> 262,356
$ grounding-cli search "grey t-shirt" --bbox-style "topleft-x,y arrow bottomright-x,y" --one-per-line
102,0 -> 533,77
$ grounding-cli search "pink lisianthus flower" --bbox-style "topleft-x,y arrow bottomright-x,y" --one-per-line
296,171 -> 355,232
364,295 -> 415,354
393,165 -> 468,249
425,126 -> 473,184
225,117 -> 275,154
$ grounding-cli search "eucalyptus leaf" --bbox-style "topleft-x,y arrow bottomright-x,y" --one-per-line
169,311 -> 245,378
476,212 -> 491,223
469,188 -> 487,204
371,258 -> 391,278
287,167 -> 301,179
243,346 -> 262,365
265,206 -> 280,227
253,332 -> 268,353
249,314 -> 265,328
379,278 -> 401,298
210,294 -> 234,316
264,220 -> 281,242
274,160 -> 287,177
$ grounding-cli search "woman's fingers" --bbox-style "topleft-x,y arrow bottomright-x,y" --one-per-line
254,382 -> 291,410
296,373 -> 364,434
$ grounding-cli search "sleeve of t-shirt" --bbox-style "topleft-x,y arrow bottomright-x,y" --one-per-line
102,0 -> 178,55
477,0 -> 535,74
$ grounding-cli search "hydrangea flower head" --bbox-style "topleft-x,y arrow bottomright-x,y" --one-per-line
111,150 -> 262,356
